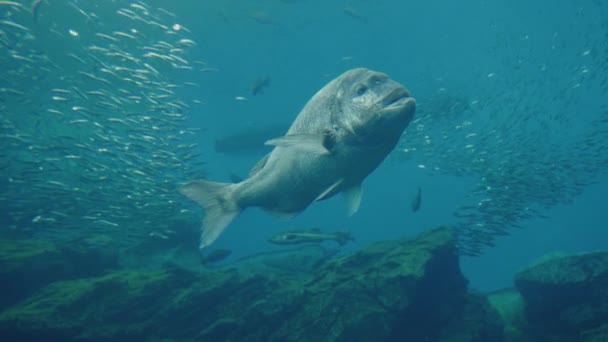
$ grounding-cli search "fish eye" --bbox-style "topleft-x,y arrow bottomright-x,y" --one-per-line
355,85 -> 368,96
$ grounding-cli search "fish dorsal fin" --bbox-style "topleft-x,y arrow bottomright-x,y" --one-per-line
314,178 -> 344,202
249,153 -> 270,177
342,183 -> 362,216
265,134 -> 331,155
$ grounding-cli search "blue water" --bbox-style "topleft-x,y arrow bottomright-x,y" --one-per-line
2,0 -> 607,294
172,0 -> 608,291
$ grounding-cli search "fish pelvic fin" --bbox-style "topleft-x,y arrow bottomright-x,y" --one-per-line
179,180 -> 241,249
342,183 -> 362,216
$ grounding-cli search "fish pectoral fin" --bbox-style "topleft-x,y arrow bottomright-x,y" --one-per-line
264,134 -> 331,155
314,178 -> 344,202
342,183 -> 362,216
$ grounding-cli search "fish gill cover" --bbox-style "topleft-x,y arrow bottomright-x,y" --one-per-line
0,0 -> 205,247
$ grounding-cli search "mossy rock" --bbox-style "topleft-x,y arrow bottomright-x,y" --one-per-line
0,238 -> 118,309
517,251 -> 608,285
515,251 -> 608,340
0,227 -> 493,342
437,293 -> 504,342
230,244 -> 340,277
271,227 -> 469,341
0,269 -> 176,340
487,288 -> 535,342
582,323 -> 608,342
0,259 -> 299,341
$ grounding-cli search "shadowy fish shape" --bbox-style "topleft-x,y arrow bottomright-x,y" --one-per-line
411,185 -> 422,212
32,0 -> 45,23
200,248 -> 232,265
250,76 -> 271,96
248,10 -> 279,26
180,68 -> 416,249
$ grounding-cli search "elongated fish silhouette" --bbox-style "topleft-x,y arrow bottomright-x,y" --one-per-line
411,186 -> 422,212
180,68 -> 416,249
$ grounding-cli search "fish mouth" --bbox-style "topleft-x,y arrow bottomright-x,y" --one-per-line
382,87 -> 412,108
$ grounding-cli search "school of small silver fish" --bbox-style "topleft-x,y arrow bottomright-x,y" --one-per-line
2,1 -> 607,258
0,0 -> 205,247
395,4 -> 608,256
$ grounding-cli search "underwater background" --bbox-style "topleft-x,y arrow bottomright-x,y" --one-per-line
1,0 -> 607,341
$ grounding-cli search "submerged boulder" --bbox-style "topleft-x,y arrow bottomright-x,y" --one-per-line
436,292 -> 504,342
582,323 -> 608,342
515,251 -> 608,341
0,227 -> 504,341
0,237 -> 118,310
487,288 -> 535,342
274,227 -> 493,341
0,267 -> 186,341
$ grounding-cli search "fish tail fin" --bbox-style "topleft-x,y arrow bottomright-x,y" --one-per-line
179,180 -> 241,249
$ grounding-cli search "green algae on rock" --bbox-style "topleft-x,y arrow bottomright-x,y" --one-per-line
0,227 -> 504,341
515,251 -> 608,341
438,293 -> 504,342
0,269 -> 173,340
582,323 -> 608,342
0,238 -> 118,310
487,288 -> 535,342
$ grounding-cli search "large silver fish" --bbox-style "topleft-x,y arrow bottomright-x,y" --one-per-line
180,68 -> 416,249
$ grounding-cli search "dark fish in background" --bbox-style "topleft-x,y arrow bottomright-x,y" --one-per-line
269,228 -> 354,246
411,186 -> 422,212
343,6 -> 368,22
250,76 -> 271,96
214,123 -> 288,155
200,248 -> 232,265
31,0 -> 45,23
248,10 -> 279,26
